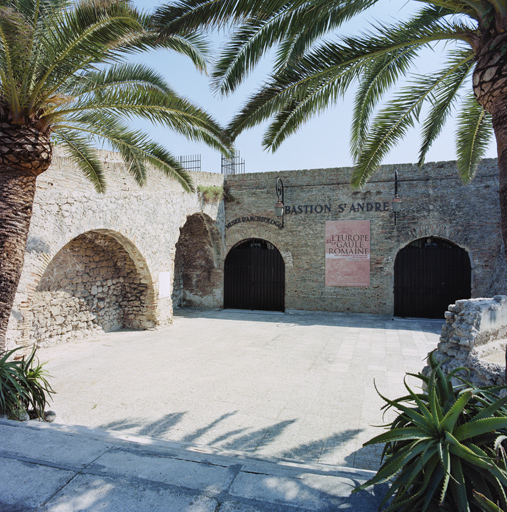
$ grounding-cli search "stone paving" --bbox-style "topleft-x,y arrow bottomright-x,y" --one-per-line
38,309 -> 442,471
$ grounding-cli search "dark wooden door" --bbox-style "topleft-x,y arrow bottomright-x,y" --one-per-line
394,238 -> 471,319
224,239 -> 285,311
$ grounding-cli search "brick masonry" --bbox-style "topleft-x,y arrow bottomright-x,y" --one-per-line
224,159 -> 505,314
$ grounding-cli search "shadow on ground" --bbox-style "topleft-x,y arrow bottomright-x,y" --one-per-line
174,307 -> 444,334
98,410 -> 375,469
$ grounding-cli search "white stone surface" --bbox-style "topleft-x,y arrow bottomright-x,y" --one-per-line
37,310 -> 441,471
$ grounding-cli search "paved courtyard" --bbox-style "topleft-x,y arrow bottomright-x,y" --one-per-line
39,309 -> 442,471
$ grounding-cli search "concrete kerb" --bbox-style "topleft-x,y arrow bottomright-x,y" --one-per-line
0,418 -> 386,511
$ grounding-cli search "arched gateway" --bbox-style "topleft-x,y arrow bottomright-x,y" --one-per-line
394,237 -> 471,318
224,239 -> 285,312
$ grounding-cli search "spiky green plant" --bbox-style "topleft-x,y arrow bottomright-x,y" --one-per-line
0,346 -> 54,420
354,352 -> 507,511
0,347 -> 28,415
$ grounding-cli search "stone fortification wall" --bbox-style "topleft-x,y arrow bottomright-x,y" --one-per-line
427,297 -> 507,387
225,159 -> 503,314
6,149 -> 225,349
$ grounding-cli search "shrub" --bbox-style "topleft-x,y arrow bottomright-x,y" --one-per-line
355,351 -> 507,511
197,185 -> 224,203
0,346 -> 55,420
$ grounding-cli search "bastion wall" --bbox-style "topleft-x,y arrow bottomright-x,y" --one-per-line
5,154 -> 506,349
6,149 -> 225,349
224,159 -> 505,314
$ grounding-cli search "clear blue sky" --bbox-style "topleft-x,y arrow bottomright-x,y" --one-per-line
134,0 -> 497,174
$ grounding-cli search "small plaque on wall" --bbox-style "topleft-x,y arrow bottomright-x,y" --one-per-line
325,221 -> 370,287
158,272 -> 172,298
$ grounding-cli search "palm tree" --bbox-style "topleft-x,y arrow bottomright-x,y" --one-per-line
0,0 -> 230,348
155,0 -> 506,245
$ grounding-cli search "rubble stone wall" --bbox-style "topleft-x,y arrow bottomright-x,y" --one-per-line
172,213 -> 223,309
5,149 -> 225,350
29,232 -> 154,346
428,296 -> 507,387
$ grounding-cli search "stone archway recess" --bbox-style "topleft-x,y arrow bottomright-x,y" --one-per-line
394,236 -> 471,319
224,238 -> 285,312
30,230 -> 156,345
172,213 -> 224,309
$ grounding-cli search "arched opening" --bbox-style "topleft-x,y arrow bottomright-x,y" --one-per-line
394,237 -> 471,318
172,214 -> 223,308
31,231 -> 155,345
224,238 -> 285,312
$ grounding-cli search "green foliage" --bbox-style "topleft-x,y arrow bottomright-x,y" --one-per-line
0,346 -> 55,420
155,0 -> 502,187
355,351 -> 507,512
197,184 -> 224,203
0,0 -> 231,192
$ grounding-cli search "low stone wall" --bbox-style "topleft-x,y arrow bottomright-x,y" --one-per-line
427,296 -> 507,387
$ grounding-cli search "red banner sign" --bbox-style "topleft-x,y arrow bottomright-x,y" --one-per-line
325,221 -> 370,287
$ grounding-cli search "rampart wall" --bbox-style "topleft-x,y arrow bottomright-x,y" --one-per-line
224,159 -> 505,314
6,149 -> 225,348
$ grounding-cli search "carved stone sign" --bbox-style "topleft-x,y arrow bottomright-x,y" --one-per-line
226,216 -> 283,230
325,220 -> 370,287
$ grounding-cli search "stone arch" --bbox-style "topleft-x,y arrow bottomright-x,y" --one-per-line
393,236 -> 472,318
30,230 -> 156,345
395,225 -> 475,266
226,230 -> 293,268
172,213 -> 223,308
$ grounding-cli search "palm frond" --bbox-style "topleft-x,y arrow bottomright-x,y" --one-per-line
227,10 -> 475,141
456,92 -> 493,183
351,5 -> 455,158
63,63 -> 178,98
153,0 -> 283,35
53,129 -> 106,192
28,0 -> 146,111
56,113 -> 195,192
0,5 -> 32,117
418,48 -> 474,166
50,82 -> 230,153
144,32 -> 209,72
211,0 -> 379,95
351,71 -> 460,188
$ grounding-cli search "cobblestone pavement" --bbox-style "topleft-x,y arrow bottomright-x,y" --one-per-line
39,309 -> 442,471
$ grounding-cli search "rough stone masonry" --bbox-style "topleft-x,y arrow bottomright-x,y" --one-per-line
5,149 -> 225,350
224,158 -> 506,314
5,153 -> 507,349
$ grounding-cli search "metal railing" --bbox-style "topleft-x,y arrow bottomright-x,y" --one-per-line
221,151 -> 245,175
177,154 -> 201,172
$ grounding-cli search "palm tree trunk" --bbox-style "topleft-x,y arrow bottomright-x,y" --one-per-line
0,171 -> 38,350
0,116 -> 52,351
490,109 -> 507,380
473,31 -> 507,379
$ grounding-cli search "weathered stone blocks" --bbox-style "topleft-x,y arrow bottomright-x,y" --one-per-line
424,296 -> 507,387
5,149 -> 225,350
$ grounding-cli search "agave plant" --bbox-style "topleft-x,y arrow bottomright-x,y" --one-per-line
0,346 -> 54,420
355,352 -> 507,511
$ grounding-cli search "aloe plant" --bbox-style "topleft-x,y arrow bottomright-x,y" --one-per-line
355,351 -> 507,511
0,346 -> 54,420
